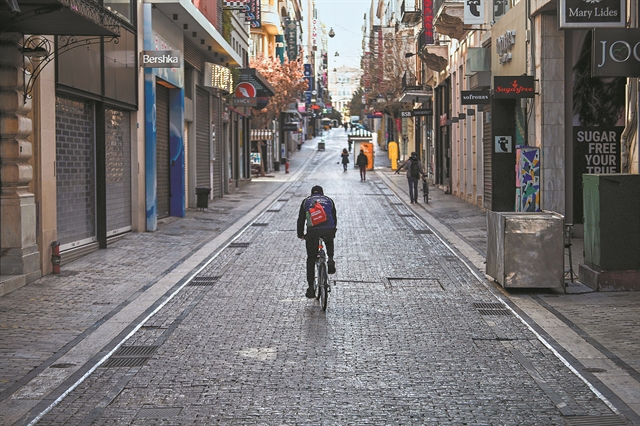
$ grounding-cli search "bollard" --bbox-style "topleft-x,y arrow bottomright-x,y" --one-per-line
285,160 -> 290,174
51,241 -> 61,274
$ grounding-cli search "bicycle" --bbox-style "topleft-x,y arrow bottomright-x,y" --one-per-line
314,237 -> 330,311
422,176 -> 429,203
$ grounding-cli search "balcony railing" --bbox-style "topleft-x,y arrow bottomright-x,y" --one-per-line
400,0 -> 421,24
402,71 -> 422,92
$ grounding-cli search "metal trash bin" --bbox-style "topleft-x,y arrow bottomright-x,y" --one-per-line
486,210 -> 564,289
195,187 -> 211,210
318,142 -> 325,151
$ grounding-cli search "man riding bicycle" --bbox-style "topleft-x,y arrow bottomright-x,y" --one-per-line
297,185 -> 337,298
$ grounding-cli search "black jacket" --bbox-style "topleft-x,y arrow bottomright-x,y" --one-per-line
356,153 -> 368,167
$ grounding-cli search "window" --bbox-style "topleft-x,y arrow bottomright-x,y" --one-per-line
103,0 -> 133,23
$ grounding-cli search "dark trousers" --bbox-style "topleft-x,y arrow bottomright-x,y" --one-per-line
305,230 -> 335,286
343,162 -> 348,172
408,176 -> 419,201
359,166 -> 367,181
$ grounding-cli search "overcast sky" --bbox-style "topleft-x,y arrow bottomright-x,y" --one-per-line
316,0 -> 372,70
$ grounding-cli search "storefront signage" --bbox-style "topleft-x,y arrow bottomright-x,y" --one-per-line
559,0 -> 625,29
400,111 -> 412,118
140,50 -> 182,68
413,108 -> 433,116
439,113 -> 448,127
464,0 -> 485,25
592,28 -> 640,77
495,136 -> 513,153
245,0 -> 261,28
235,82 -> 256,98
496,30 -> 516,65
284,18 -> 298,61
461,90 -> 490,104
232,98 -> 258,107
493,0 -> 509,21
494,76 -> 534,98
423,0 -> 434,45
204,63 -> 232,93
574,127 -> 622,174
282,122 -> 299,131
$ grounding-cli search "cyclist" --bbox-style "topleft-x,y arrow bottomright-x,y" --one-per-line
297,185 -> 337,298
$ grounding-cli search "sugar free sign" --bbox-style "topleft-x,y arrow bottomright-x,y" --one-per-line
574,128 -> 622,174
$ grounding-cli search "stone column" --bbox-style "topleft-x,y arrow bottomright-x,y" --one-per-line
0,33 -> 41,283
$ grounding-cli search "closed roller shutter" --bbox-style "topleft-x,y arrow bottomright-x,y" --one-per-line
196,86 -> 210,188
483,103 -> 492,210
156,84 -> 171,218
55,95 -> 97,251
105,108 -> 132,236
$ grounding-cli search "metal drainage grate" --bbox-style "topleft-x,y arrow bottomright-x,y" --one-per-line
474,302 -> 512,316
50,363 -> 76,369
189,276 -> 220,286
266,209 -> 280,212
413,229 -> 433,234
563,415 -> 629,426
251,222 -> 269,227
228,242 -> 250,248
136,407 -> 182,418
101,346 -> 158,368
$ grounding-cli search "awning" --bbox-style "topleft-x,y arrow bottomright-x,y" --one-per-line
149,0 -> 242,66
1,0 -> 121,36
251,129 -> 273,141
348,129 -> 373,139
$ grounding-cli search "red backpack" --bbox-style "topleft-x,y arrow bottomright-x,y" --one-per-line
306,201 -> 328,227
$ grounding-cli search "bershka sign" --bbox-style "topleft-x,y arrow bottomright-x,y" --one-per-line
140,50 -> 182,68
559,0 -> 625,29
592,28 -> 640,77
494,76 -> 535,98
461,90 -> 490,104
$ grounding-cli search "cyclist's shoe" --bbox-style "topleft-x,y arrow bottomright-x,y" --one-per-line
305,287 -> 315,298
327,258 -> 336,274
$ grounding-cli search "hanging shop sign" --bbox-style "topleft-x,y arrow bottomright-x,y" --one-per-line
282,122 -> 300,131
245,0 -> 261,28
464,0 -> 485,25
558,0 -> 625,29
495,136 -> 513,153
494,76 -> 535,98
204,63 -> 232,93
140,50 -> 182,68
284,18 -> 298,61
413,108 -> 433,116
423,0 -> 434,45
461,89 -> 490,104
400,111 -> 412,118
592,28 -> 640,77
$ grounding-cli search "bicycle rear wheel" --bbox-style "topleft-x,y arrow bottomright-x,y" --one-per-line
319,264 -> 328,311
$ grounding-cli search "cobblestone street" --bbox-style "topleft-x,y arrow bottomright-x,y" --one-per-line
1,130 -> 636,425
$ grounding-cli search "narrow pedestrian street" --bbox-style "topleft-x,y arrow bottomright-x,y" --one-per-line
0,130 -> 637,425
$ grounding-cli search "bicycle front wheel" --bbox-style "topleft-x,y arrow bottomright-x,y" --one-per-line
319,264 -> 328,311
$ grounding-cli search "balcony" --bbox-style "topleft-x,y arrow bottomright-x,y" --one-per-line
415,29 -> 448,72
433,0 -> 467,40
399,71 -> 433,103
400,0 -> 421,25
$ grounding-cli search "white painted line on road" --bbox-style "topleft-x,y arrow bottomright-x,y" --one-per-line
26,145 -> 319,425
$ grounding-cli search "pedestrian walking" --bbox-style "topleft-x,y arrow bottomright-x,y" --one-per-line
297,185 -> 337,298
395,152 -> 425,203
340,148 -> 350,172
343,122 -> 348,132
356,149 -> 368,181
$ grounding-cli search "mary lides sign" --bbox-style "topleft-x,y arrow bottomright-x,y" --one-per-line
559,0 -> 625,29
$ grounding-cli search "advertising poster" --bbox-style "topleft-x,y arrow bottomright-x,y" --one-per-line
572,30 -> 625,224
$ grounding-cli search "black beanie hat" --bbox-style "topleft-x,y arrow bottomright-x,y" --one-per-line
311,185 -> 324,195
